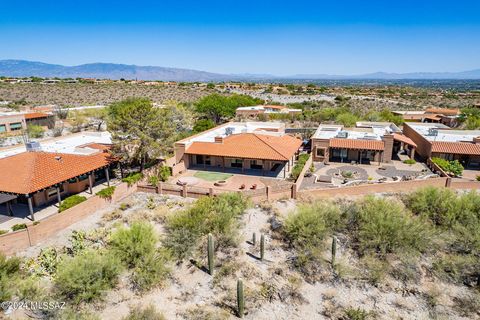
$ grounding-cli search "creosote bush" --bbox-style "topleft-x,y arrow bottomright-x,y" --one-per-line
110,221 -> 170,291
0,253 -> 21,302
55,249 -> 122,304
164,193 -> 248,260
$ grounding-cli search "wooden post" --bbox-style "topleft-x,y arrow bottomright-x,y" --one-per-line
209,187 -> 214,197
27,196 -> 35,221
159,182 -> 163,195
7,201 -> 13,216
183,185 -> 187,198
105,167 -> 110,187
266,186 -> 270,201
445,177 -> 452,188
56,186 -> 62,205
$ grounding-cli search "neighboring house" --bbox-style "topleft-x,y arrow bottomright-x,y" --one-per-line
393,108 -> 460,127
0,112 -> 27,134
0,143 -> 114,220
236,105 -> 302,118
173,122 -> 302,178
403,122 -> 480,168
311,122 -> 416,164
24,112 -> 55,129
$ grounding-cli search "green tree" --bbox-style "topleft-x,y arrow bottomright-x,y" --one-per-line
193,119 -> 215,133
336,112 -> 358,127
195,94 -> 262,123
107,98 -> 176,171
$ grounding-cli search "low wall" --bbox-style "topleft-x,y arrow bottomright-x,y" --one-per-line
450,180 -> 480,190
0,182 -> 137,256
298,177 -> 449,199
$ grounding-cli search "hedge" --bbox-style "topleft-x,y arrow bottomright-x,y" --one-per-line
59,195 -> 87,213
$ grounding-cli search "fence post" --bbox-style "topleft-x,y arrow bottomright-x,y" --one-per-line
158,182 -> 163,195
183,185 -> 188,198
209,187 -> 214,197
266,186 -> 270,201
291,184 -> 297,199
445,177 -> 452,188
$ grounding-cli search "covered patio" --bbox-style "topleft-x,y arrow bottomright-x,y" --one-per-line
328,138 -> 385,165
0,149 -> 114,222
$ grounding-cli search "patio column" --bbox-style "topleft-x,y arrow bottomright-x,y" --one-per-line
6,201 -> 13,216
27,196 -> 34,221
410,147 -> 416,159
378,151 -> 382,165
88,173 -> 93,194
105,167 -> 110,187
56,186 -> 62,205
222,157 -> 225,172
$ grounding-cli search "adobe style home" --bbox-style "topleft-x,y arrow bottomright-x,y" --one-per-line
311,122 -> 417,165
393,108 -> 460,127
236,105 -> 302,118
173,122 -> 303,178
403,122 -> 480,168
0,111 -> 55,134
0,133 -> 114,220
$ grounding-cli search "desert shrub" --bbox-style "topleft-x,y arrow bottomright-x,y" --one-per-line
55,250 -> 122,304
0,253 -> 21,302
403,159 -> 416,165
119,202 -> 131,211
122,172 -> 143,186
36,247 -> 61,276
291,153 -> 310,180
59,195 -> 87,212
110,222 -> 157,268
360,254 -> 389,285
131,250 -> 170,292
11,223 -> 27,231
403,187 -> 457,226
352,196 -> 431,256
0,229 -> 8,235
123,304 -> 166,320
164,193 -> 248,259
96,186 -> 116,200
148,175 -> 159,187
55,308 -> 101,320
432,254 -> 479,285
431,157 -> 463,176
283,201 -> 341,273
27,124 -> 45,138
158,165 -> 171,182
344,307 -> 374,320
336,112 -> 358,127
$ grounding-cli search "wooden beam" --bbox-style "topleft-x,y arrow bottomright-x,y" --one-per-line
56,186 -> 62,205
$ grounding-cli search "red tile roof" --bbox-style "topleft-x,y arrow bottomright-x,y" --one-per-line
330,138 -> 385,151
393,133 -> 418,148
0,151 -> 111,195
425,108 -> 460,116
431,142 -> 480,155
24,112 -> 51,120
185,133 -> 302,161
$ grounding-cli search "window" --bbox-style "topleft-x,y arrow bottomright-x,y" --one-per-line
316,148 -> 325,158
9,122 -> 22,131
250,159 -> 263,170
231,159 -> 243,168
0,124 -> 6,133
205,156 -> 211,166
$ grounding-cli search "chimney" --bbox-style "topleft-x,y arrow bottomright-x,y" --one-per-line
474,136 -> 480,144
214,136 -> 224,143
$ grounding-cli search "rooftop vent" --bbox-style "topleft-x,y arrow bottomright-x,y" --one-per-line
225,127 -> 234,136
26,141 -> 41,152
362,134 -> 378,140
428,128 -> 438,136
320,127 -> 339,132
337,131 -> 349,138
55,156 -> 62,161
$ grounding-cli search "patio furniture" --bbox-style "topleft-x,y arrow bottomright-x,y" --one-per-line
239,184 -> 246,190
316,175 -> 332,183
250,184 -> 257,190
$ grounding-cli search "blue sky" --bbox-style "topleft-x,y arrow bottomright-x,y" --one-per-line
1,0 -> 479,75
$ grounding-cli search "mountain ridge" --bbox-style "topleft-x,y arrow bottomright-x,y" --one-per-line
1,60 -> 479,81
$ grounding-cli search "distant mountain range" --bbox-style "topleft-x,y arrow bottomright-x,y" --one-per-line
1,60 -> 480,81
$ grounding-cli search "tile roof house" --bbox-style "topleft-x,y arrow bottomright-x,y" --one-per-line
311,122 -> 416,164
236,105 -> 302,118
403,122 -> 480,168
0,143 -> 114,220
173,122 -> 302,178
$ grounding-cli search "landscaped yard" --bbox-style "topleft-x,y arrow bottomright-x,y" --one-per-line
193,171 -> 233,181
